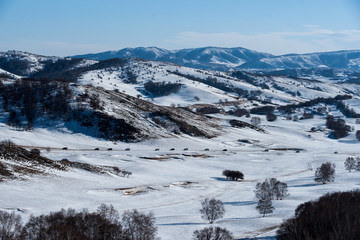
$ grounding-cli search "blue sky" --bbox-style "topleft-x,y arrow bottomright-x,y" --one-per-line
0,0 -> 359,56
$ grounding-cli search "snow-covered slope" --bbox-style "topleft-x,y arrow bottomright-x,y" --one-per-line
1,104 -> 360,239
77,58 -> 360,108
0,50 -> 97,77
0,50 -> 61,76
0,67 -> 21,79
240,50 -> 360,70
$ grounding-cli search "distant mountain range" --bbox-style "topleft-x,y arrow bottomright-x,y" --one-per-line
72,47 -> 360,71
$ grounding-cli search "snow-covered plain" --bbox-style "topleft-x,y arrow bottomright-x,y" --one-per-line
1,107 -> 360,239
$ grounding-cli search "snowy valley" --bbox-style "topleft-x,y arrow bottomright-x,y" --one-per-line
1,49 -> 360,239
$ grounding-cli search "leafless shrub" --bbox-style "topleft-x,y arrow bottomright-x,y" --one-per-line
199,198 -> 225,224
193,226 -> 233,240
315,162 -> 336,184
122,209 -> 157,240
0,211 -> 23,240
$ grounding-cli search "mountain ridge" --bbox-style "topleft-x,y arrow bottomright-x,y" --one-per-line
71,46 -> 360,71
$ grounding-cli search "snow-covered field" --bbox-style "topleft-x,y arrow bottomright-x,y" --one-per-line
1,109 -> 360,239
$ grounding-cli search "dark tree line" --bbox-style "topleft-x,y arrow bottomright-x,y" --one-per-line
30,58 -> 83,80
144,81 -> 183,97
124,68 -> 137,84
325,115 -> 351,139
168,71 -> 256,98
277,190 -> 360,240
196,106 -> 221,114
250,106 -> 275,115
0,57 -> 30,76
30,58 -> 126,82
0,79 -> 141,141
222,169 -> 244,181
336,100 -> 360,118
0,204 -> 157,240
0,79 -> 72,129
231,71 -> 270,89
277,95 -> 352,114
232,108 -> 249,117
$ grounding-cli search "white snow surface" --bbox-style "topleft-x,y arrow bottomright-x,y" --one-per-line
1,108 -> 360,239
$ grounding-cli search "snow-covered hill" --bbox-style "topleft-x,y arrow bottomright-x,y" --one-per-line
0,50 -> 97,77
0,50 -> 61,76
77,58 -> 360,108
241,50 -> 360,70
1,101 -> 360,239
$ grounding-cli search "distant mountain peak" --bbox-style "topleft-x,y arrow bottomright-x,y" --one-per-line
71,46 -> 360,71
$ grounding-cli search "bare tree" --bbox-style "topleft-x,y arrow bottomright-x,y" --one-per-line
97,203 -> 120,224
0,211 -> 23,240
251,116 -> 261,126
254,181 -> 271,200
256,198 -> 274,217
344,157 -> 356,172
356,157 -> 360,171
315,162 -> 336,184
275,182 -> 289,200
199,198 -> 225,224
268,178 -> 278,199
122,209 -> 157,240
193,226 -> 233,240
255,178 -> 289,200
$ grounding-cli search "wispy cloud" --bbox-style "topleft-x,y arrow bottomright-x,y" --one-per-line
167,27 -> 360,55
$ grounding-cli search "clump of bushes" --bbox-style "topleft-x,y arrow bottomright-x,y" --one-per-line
254,178 -> 289,200
326,115 -> 351,139
266,111 -> 277,121
144,81 -> 183,97
222,169 -> 244,181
